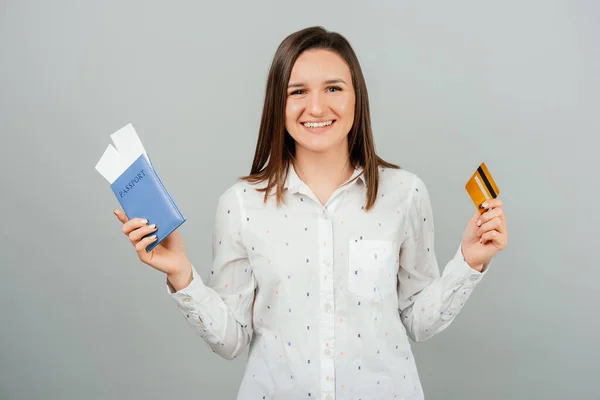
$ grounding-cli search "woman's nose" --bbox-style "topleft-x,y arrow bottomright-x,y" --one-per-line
308,92 -> 325,116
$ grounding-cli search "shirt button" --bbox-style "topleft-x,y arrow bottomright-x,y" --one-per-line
324,303 -> 332,312
183,297 -> 192,303
323,259 -> 331,266
324,349 -> 331,356
325,395 -> 332,400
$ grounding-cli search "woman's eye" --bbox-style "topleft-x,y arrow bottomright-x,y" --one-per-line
327,86 -> 342,93
290,90 -> 305,95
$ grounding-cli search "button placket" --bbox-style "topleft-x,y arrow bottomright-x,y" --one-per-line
319,209 -> 335,399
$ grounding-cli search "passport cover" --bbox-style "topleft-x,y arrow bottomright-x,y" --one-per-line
110,154 -> 186,252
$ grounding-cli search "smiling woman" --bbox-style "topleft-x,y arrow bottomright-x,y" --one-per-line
114,25 -> 508,400
241,27 -> 399,209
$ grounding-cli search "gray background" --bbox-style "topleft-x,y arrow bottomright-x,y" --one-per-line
1,0 -> 598,399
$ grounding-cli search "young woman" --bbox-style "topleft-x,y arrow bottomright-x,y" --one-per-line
115,26 -> 508,400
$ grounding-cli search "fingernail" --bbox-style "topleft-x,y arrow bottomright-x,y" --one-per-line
141,219 -> 148,225
480,239 -> 483,243
149,224 -> 157,230
150,234 -> 157,240
477,219 -> 482,227
481,202 -> 488,209
113,209 -> 118,215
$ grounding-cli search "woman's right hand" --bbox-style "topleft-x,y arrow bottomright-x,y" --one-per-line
114,209 -> 192,286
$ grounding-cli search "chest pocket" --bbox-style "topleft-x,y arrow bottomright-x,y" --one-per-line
347,240 -> 397,300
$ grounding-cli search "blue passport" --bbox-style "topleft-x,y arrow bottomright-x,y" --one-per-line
110,154 -> 186,252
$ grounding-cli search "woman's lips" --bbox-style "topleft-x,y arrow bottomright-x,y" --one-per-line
301,120 -> 336,134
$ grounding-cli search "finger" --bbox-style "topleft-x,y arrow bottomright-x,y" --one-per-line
470,210 -> 481,223
135,234 -> 158,254
496,210 -> 507,232
480,229 -> 499,244
481,198 -> 503,210
481,229 -> 506,248
477,207 -> 504,226
500,215 -> 508,233
477,217 -> 502,237
122,217 -> 149,236
114,209 -> 129,224
129,223 -> 158,243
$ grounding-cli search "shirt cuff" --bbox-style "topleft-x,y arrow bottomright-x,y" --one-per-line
446,243 -> 491,285
165,264 -> 211,303
165,264 -> 219,342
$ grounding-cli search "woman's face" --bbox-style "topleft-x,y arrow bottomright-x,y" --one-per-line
285,49 -> 356,156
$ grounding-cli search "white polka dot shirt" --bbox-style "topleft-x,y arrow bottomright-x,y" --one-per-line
167,166 -> 490,400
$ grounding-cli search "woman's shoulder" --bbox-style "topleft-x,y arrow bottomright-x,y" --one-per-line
376,166 -> 433,212
216,177 -> 269,205
378,166 -> 425,192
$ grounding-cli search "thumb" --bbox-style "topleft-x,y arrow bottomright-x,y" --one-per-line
114,209 -> 129,224
469,209 -> 480,224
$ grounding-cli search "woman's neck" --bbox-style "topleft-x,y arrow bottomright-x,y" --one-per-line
292,145 -> 354,205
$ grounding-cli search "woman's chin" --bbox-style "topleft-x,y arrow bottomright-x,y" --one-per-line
295,136 -> 347,155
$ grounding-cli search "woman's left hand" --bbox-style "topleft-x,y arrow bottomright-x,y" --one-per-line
461,198 -> 508,271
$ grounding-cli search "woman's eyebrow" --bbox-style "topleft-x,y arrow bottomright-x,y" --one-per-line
287,78 -> 347,89
323,78 -> 346,85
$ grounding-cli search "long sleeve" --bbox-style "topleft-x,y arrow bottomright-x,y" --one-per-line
397,176 -> 490,343
166,185 -> 256,360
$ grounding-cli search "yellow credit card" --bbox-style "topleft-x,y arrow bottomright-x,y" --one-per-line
465,162 -> 500,214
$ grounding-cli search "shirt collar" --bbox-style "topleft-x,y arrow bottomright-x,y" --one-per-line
284,163 -> 367,194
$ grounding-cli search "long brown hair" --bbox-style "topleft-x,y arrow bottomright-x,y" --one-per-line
241,26 -> 399,211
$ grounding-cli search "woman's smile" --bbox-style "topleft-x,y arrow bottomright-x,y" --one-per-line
301,119 -> 336,134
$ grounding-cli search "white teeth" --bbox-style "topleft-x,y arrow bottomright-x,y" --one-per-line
303,120 -> 333,128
